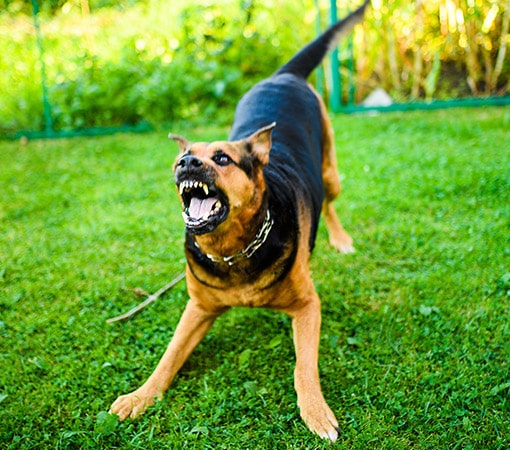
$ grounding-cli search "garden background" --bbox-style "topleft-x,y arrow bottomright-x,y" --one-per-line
0,0 -> 509,449
0,0 -> 508,136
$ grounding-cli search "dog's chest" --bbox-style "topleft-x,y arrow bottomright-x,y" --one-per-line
187,275 -> 277,308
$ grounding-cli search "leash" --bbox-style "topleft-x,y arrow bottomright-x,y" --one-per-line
106,271 -> 186,323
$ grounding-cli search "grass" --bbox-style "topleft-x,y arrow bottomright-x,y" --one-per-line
0,107 -> 509,449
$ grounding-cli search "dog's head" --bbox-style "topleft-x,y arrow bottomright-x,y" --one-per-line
170,123 -> 275,236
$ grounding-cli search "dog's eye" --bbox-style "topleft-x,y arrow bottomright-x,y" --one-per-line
213,152 -> 233,166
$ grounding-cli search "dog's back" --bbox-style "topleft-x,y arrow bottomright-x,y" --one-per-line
230,74 -> 325,248
229,0 -> 368,248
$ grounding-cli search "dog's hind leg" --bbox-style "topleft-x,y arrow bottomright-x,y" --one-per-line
312,86 -> 355,253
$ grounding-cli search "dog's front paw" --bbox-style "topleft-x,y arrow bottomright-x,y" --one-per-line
109,388 -> 161,421
299,398 -> 339,442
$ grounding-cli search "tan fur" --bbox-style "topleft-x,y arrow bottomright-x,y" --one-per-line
311,85 -> 355,254
109,88 -> 354,443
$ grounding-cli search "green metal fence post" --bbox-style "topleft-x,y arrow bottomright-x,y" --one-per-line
9,0 -> 151,140
329,0 -> 342,112
31,0 -> 54,137
346,5 -> 355,106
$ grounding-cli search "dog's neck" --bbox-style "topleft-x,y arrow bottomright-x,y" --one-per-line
192,209 -> 273,266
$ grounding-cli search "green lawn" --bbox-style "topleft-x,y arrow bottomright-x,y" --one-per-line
1,107 -> 509,449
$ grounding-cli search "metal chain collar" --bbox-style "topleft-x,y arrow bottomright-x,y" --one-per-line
196,210 -> 274,266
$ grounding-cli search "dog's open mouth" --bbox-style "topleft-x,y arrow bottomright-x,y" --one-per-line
178,179 -> 229,234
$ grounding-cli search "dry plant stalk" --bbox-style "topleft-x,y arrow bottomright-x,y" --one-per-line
412,0 -> 424,98
107,272 -> 186,323
492,0 -> 510,92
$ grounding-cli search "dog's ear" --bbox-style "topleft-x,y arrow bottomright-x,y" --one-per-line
168,133 -> 191,153
247,122 -> 276,166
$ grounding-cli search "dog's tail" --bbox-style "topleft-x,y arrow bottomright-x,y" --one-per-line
275,0 -> 370,79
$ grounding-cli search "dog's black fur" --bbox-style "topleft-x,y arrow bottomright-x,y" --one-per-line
229,0 -> 369,253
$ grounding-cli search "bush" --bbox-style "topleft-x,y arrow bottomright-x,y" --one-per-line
0,0 -> 313,136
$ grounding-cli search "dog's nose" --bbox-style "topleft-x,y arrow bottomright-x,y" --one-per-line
177,155 -> 203,170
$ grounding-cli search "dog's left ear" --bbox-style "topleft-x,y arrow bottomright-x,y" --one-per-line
168,133 -> 191,153
247,122 -> 276,166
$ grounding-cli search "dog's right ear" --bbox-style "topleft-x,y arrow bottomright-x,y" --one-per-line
168,133 -> 191,153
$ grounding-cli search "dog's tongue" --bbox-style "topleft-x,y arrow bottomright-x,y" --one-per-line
189,196 -> 217,219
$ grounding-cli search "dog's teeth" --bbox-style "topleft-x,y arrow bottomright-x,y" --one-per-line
178,180 -> 211,197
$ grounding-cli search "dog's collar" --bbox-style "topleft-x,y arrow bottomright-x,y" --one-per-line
194,210 -> 273,266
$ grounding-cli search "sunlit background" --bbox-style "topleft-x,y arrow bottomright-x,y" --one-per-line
1,0 -> 508,136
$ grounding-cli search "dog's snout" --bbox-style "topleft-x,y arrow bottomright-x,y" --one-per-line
177,155 -> 203,170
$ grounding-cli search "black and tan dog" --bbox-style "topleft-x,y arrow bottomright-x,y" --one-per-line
110,2 -> 368,442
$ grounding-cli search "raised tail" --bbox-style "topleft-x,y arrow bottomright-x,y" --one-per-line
276,0 -> 370,79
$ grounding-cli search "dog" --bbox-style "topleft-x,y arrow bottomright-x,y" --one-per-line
110,1 -> 368,442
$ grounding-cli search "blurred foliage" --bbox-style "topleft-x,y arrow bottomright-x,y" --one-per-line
0,0 -> 508,136
0,0 -> 140,14
355,0 -> 510,101
0,0 -> 313,134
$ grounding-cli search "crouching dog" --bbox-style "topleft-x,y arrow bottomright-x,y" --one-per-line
110,1 -> 369,442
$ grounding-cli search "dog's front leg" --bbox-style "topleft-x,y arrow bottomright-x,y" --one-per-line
288,295 -> 339,442
109,300 -> 223,420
